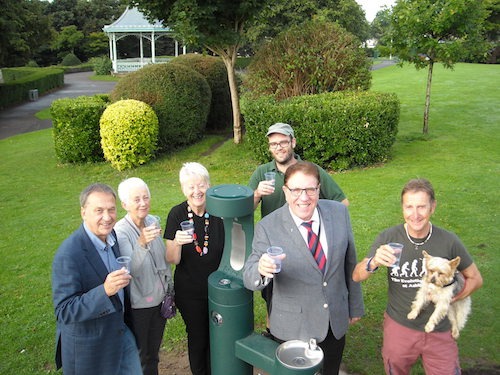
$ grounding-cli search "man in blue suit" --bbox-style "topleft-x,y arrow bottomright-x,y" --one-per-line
52,183 -> 142,375
243,161 -> 364,375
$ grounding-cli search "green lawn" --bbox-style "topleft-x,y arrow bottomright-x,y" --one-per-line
0,63 -> 498,374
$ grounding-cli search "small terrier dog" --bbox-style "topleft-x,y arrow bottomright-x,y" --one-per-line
407,250 -> 471,339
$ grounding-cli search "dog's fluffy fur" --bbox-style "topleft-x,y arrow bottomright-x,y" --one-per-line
407,250 -> 471,339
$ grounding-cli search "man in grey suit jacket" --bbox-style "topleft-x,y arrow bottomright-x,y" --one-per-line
243,161 -> 364,375
52,183 -> 142,375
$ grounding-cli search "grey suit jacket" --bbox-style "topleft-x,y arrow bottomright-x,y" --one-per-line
243,200 -> 364,342
52,224 -> 132,375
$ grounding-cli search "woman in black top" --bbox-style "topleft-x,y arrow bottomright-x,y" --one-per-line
164,162 -> 224,375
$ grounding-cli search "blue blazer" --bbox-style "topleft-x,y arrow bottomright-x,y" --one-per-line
243,200 -> 364,342
52,224 -> 133,375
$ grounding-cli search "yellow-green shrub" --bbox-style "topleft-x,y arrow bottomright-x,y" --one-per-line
100,99 -> 159,171
110,63 -> 211,153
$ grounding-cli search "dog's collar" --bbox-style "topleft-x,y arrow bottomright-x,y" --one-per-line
443,275 -> 457,288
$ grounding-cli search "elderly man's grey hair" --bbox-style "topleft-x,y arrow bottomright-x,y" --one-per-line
117,177 -> 150,204
179,162 -> 210,186
80,183 -> 116,207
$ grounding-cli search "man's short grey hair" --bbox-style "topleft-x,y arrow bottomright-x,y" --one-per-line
117,177 -> 150,204
80,183 -> 116,207
179,162 -> 210,186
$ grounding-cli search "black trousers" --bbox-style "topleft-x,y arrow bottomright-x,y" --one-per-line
176,295 -> 211,375
318,328 -> 346,375
130,304 -> 167,375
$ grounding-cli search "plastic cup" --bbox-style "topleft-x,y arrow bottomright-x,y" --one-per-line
116,255 -> 131,273
180,220 -> 194,235
151,215 -> 162,229
388,243 -> 403,267
267,246 -> 284,273
264,172 -> 276,186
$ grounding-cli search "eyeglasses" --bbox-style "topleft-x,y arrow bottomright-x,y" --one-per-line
268,140 -> 291,149
285,186 -> 319,197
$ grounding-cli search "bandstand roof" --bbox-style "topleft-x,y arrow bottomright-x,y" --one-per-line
103,7 -> 172,33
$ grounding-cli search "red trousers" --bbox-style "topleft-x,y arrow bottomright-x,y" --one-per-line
382,313 -> 460,375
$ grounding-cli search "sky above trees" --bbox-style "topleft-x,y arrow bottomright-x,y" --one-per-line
355,0 -> 395,21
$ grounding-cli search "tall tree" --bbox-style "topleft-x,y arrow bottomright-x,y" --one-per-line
391,0 -> 490,134
131,0 -> 271,144
248,0 -> 369,46
0,0 -> 53,67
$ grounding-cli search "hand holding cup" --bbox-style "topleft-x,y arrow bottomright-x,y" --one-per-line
259,246 -> 286,278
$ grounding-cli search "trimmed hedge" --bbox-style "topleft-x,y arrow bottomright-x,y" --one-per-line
170,54 -> 232,131
0,67 -> 64,109
110,63 -> 211,153
100,99 -> 159,171
51,95 -> 108,163
242,91 -> 400,171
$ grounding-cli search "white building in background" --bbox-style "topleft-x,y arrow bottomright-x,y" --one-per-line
103,7 -> 186,73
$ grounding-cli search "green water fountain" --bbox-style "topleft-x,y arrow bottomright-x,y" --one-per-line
206,184 -> 323,375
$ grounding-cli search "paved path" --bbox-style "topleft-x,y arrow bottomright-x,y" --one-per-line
0,71 -> 116,140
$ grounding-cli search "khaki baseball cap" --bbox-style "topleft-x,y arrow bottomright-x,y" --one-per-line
266,123 -> 295,137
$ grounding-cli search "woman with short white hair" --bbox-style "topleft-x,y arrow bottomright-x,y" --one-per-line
115,177 -> 172,375
164,162 -> 225,375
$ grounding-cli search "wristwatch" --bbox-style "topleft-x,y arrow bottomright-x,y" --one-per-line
366,257 -> 379,273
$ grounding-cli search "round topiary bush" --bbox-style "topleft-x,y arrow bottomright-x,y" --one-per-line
52,95 -> 108,163
110,63 -> 211,153
244,19 -> 372,100
100,99 -> 159,171
170,54 -> 232,131
61,53 -> 82,67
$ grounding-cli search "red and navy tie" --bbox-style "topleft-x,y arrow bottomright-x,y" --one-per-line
302,221 -> 326,273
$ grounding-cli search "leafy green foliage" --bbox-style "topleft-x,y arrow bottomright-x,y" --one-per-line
242,91 -> 400,170
248,0 -> 369,46
170,53 -> 232,131
244,20 -> 372,100
0,0 -> 54,67
391,0 -> 490,69
51,95 -> 108,163
60,52 -> 82,66
100,99 -> 159,170
90,55 -> 112,75
110,63 -> 211,153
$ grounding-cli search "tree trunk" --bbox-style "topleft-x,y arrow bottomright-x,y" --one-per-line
423,61 -> 434,134
220,54 -> 242,144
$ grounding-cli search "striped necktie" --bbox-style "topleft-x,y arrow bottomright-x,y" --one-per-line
302,221 -> 326,273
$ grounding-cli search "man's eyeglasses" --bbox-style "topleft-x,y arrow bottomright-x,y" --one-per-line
285,186 -> 319,197
268,140 -> 291,149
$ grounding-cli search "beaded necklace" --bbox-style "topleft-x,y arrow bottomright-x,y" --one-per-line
405,222 -> 433,250
187,205 -> 209,256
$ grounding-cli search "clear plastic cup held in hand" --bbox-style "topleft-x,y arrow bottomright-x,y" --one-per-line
388,243 -> 403,267
151,215 -> 162,229
267,246 -> 284,273
116,256 -> 131,273
264,172 -> 276,186
180,220 -> 194,235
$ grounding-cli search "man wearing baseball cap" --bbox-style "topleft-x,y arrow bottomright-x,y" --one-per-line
250,122 -> 349,218
248,122 -> 350,337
